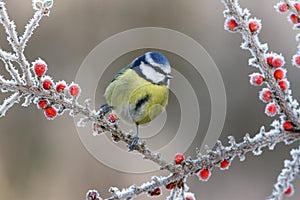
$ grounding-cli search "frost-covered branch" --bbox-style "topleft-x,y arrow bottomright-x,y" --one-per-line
223,0 -> 300,129
87,126 -> 300,199
0,0 -> 181,175
1,0 -> 300,199
221,0 -> 300,199
268,147 -> 300,200
0,2 -> 31,86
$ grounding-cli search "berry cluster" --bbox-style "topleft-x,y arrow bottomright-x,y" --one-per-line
275,2 -> 300,71
32,59 -> 81,119
253,54 -> 293,130
225,17 -> 261,34
275,2 -> 300,24
164,177 -> 196,200
173,154 -> 231,183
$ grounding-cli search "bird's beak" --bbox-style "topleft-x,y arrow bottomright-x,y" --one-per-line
166,74 -> 173,79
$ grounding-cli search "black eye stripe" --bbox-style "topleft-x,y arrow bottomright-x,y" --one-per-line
151,65 -> 168,76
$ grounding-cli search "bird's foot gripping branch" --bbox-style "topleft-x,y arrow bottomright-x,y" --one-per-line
1,0 -> 300,199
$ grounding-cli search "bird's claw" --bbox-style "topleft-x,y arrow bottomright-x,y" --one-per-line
99,104 -> 111,116
128,136 -> 139,151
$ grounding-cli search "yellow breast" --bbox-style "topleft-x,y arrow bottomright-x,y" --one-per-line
105,69 -> 169,125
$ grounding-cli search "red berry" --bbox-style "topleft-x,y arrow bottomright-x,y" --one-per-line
174,153 -> 185,164
260,89 -> 272,103
284,185 -> 294,196
42,79 -> 53,90
249,21 -> 260,32
273,68 -> 285,80
166,182 -> 176,190
272,57 -> 284,68
293,55 -> 300,67
290,14 -> 299,24
56,82 -> 67,92
266,103 -> 277,116
199,169 -> 210,181
266,56 -> 273,66
278,80 -> 289,91
34,62 -> 47,77
108,113 -> 117,123
278,3 -> 288,12
220,159 -> 230,169
45,106 -> 57,119
227,19 -> 238,31
294,3 -> 300,12
250,73 -> 264,86
185,195 -> 195,200
38,99 -> 48,109
283,121 -> 293,131
69,84 -> 81,97
149,188 -> 161,196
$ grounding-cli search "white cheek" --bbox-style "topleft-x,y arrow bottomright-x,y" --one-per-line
145,53 -> 171,74
140,64 -> 165,83
162,66 -> 171,74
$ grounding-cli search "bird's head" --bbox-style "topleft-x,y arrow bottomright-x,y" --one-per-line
132,52 -> 172,86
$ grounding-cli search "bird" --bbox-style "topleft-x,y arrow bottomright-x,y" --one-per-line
103,52 -> 172,150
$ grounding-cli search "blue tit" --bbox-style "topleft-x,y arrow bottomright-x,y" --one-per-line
104,52 -> 172,150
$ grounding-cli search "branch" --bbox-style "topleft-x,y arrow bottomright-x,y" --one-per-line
19,10 -> 44,51
268,147 -> 300,200
222,0 -> 300,128
0,2 -> 32,86
90,127 -> 300,199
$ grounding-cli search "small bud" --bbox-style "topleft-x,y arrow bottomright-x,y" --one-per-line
45,106 -> 57,119
177,179 -> 184,188
43,8 -> 50,15
198,169 -> 211,181
86,189 -> 102,200
42,79 -> 53,90
265,103 -> 277,117
35,2 -> 42,9
174,153 -> 185,164
283,121 -> 293,131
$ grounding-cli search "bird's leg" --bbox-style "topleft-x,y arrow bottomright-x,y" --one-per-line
98,104 -> 111,116
128,124 -> 139,151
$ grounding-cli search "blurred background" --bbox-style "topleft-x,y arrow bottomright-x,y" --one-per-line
0,0 -> 300,199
